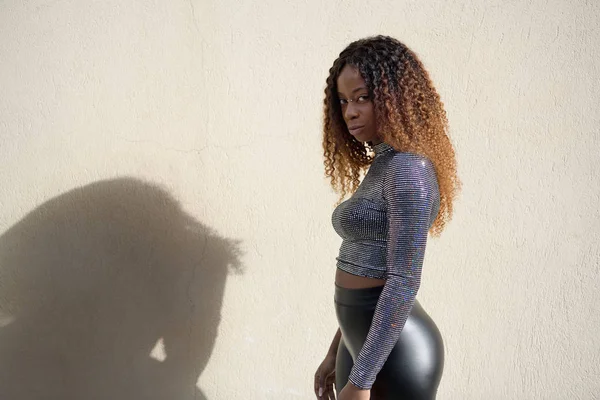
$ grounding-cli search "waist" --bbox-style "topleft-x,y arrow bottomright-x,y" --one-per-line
334,283 -> 384,306
335,267 -> 385,289
334,284 -> 424,313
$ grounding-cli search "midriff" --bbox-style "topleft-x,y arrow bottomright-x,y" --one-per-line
335,268 -> 386,289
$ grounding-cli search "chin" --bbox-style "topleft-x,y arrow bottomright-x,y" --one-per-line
356,136 -> 377,143
351,134 -> 370,143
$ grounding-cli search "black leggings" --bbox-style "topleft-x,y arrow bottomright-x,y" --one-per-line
335,285 -> 444,400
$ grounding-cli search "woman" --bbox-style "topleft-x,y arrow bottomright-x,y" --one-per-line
314,36 -> 460,400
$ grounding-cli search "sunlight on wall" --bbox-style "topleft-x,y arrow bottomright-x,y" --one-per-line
149,337 -> 167,362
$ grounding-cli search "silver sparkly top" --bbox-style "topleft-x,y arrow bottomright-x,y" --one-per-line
332,142 -> 440,389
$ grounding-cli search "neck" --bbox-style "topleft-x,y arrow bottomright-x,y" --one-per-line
372,141 -> 392,154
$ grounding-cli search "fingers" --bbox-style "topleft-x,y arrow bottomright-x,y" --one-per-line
315,363 -> 336,399
318,371 -> 327,398
314,370 -> 320,398
325,381 -> 335,400
314,369 -> 326,399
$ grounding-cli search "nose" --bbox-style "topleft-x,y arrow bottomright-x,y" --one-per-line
343,103 -> 359,121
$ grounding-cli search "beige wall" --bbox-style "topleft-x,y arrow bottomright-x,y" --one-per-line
1,0 -> 598,399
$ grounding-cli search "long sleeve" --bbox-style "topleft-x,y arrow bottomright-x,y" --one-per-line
348,152 -> 440,390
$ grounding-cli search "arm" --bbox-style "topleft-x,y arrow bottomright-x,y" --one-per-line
314,328 -> 342,398
348,153 -> 439,389
327,328 -> 342,357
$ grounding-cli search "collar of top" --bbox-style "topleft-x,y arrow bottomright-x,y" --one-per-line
373,142 -> 393,155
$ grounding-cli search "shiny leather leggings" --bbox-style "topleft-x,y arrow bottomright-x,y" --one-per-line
335,285 -> 444,400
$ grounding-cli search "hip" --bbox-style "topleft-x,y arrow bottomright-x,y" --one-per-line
333,284 -> 444,359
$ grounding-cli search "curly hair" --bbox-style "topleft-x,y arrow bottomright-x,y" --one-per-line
323,35 -> 460,236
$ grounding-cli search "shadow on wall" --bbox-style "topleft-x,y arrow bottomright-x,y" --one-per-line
0,178 -> 243,400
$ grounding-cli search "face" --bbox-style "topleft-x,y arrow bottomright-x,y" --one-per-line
336,65 -> 380,144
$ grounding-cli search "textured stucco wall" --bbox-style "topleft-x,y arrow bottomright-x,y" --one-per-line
0,0 -> 598,399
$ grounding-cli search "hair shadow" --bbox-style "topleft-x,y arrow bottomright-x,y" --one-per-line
0,177 -> 243,400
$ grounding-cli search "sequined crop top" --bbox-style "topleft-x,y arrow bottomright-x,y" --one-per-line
332,142 -> 440,390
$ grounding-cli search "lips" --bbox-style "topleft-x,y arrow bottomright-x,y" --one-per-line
348,125 -> 364,135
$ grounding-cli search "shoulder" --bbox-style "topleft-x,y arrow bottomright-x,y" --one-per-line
381,152 -> 440,216
381,151 -> 439,200
384,151 -> 436,180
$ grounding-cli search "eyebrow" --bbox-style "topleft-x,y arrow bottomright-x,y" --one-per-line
337,86 -> 368,96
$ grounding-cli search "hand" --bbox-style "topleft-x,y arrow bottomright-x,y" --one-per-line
337,381 -> 370,400
314,353 -> 336,399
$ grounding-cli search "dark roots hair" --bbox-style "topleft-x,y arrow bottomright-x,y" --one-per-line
322,35 -> 461,236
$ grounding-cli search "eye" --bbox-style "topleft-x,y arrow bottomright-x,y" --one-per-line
356,95 -> 370,103
339,98 -> 348,105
